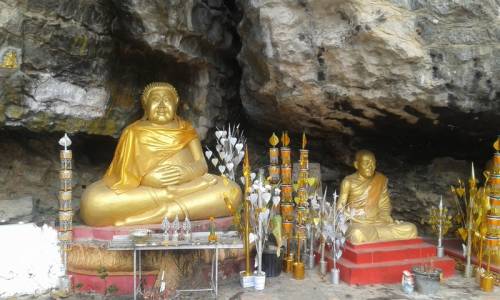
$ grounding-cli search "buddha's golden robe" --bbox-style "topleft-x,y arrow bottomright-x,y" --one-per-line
80,118 -> 241,226
340,172 -> 417,244
103,119 -> 197,193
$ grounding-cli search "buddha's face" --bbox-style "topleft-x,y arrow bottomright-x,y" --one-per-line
144,89 -> 178,124
355,153 -> 376,179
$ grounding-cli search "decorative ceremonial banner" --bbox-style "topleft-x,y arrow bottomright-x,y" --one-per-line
269,148 -> 279,165
281,166 -> 292,185
268,165 -> 280,184
58,191 -> 72,211
299,149 -> 309,170
60,150 -> 72,170
281,184 -> 293,202
280,148 -> 291,166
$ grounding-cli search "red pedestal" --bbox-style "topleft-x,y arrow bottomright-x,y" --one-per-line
69,273 -> 157,295
321,238 -> 456,285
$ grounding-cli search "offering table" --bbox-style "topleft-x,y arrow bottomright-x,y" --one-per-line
108,231 -> 243,299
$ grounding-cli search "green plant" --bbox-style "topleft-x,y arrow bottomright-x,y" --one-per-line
97,266 -> 108,280
106,284 -> 118,295
97,266 -> 116,297
74,282 -> 84,290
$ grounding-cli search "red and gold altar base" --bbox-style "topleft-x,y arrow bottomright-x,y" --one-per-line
319,238 -> 455,285
68,217 -> 243,295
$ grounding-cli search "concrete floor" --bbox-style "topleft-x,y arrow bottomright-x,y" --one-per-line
210,271 -> 499,300
15,270 -> 500,300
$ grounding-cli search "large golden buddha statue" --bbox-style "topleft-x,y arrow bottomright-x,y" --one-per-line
337,150 -> 417,244
80,82 -> 242,226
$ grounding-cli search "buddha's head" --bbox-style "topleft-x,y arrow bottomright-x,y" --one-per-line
141,82 -> 179,124
354,150 -> 376,179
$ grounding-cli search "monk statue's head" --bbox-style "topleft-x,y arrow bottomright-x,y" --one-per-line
354,150 -> 376,179
141,82 -> 179,124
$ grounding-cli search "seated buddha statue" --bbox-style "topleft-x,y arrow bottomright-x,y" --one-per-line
80,82 -> 242,226
337,150 -> 417,244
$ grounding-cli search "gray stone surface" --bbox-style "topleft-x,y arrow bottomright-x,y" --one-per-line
19,272 -> 500,299
0,130 -> 108,215
0,0 -> 116,134
109,0 -> 242,139
0,0 -> 242,138
0,196 -> 32,222
237,0 -> 500,139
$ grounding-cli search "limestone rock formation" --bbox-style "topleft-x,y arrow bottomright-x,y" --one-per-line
0,0 -> 498,227
237,0 -> 499,225
109,0 -> 242,139
0,0 -> 116,134
0,0 -> 242,138
238,0 -> 500,139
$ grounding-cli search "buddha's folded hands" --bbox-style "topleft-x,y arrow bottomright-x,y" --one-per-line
142,160 -> 207,188
142,164 -> 186,187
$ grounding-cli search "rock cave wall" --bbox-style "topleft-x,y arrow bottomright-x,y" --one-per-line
0,0 -> 499,233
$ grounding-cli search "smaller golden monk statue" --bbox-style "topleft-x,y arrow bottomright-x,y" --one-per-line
337,150 -> 417,244
80,82 -> 241,226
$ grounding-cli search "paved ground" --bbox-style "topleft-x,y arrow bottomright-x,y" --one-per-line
14,270 -> 499,300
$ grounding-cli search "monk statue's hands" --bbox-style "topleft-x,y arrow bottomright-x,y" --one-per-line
142,164 -> 188,188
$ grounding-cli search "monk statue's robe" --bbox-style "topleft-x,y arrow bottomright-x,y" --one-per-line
339,172 -> 417,244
